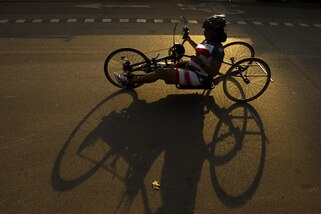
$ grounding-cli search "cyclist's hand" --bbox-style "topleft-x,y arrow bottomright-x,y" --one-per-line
182,34 -> 191,41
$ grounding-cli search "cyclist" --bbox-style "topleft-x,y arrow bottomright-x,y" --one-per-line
115,14 -> 227,88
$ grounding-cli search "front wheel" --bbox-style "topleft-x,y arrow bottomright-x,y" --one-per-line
223,58 -> 271,103
104,48 -> 151,88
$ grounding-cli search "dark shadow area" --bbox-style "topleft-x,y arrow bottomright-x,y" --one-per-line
52,90 -> 268,213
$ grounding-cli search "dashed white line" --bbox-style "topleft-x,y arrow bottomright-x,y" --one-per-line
136,19 -> 146,23
237,21 -> 247,25
32,19 -> 43,23
188,20 -> 198,24
50,19 -> 60,23
2,17 -> 321,29
104,4 -> 150,8
269,22 -> 278,26
85,18 -> 94,23
67,19 -> 77,23
284,22 -> 294,26
102,18 -> 112,23
154,19 -> 163,23
119,19 -> 129,23
171,19 -> 180,23
299,23 -> 309,27
253,21 -> 263,25
15,19 -> 26,23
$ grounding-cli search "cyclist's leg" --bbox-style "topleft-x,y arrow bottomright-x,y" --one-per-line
130,67 -> 177,84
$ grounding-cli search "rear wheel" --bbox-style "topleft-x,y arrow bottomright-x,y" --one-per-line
221,42 -> 255,74
104,48 -> 151,88
223,58 -> 271,103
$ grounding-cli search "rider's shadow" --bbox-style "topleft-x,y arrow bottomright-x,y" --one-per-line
52,91 -> 268,213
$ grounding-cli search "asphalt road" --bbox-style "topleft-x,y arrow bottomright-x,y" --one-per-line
0,1 -> 321,213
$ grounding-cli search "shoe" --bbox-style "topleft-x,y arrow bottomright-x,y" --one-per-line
114,72 -> 129,88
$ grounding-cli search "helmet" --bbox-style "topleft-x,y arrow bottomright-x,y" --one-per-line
202,14 -> 226,30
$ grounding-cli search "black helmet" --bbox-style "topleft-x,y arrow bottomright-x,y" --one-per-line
203,14 -> 226,30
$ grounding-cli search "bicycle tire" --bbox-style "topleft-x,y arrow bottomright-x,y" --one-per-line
221,42 -> 255,74
223,58 -> 271,103
104,48 -> 151,88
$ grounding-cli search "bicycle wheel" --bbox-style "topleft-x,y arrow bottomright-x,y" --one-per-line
223,58 -> 271,103
104,48 -> 151,88
221,42 -> 255,74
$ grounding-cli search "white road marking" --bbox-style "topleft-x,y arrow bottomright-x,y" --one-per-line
15,19 -> 26,23
32,19 -> 43,23
136,19 -> 146,23
253,21 -> 263,25
269,22 -> 278,26
154,19 -> 163,23
299,23 -> 309,27
2,17 -> 318,29
67,19 -> 77,23
188,20 -> 198,24
102,18 -> 112,23
85,18 -> 94,23
284,22 -> 294,26
237,21 -> 247,25
50,19 -> 60,23
171,19 -> 180,23
104,5 -> 150,8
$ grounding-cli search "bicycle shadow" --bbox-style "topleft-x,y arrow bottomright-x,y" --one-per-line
51,90 -> 268,213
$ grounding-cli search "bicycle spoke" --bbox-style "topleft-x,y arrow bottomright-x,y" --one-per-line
223,58 -> 271,102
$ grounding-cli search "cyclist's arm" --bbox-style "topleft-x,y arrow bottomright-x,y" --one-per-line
184,36 -> 197,50
192,56 -> 222,77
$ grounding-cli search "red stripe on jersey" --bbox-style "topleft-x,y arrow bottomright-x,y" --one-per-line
196,48 -> 212,58
184,70 -> 192,85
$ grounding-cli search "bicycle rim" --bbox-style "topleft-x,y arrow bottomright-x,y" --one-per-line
104,48 -> 151,88
223,58 -> 271,103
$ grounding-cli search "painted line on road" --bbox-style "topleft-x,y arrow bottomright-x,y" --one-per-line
2,18 -> 321,29
119,19 -> 129,23
15,19 -> 26,23
102,18 -> 112,23
299,23 -> 309,27
237,21 -> 247,25
50,19 -> 60,23
136,19 -> 146,23
104,4 -> 150,8
284,22 -> 294,27
32,19 -> 43,23
67,19 -> 77,23
154,19 -> 163,23
188,20 -> 198,24
253,21 -> 263,25
85,18 -> 94,23
268,22 -> 278,26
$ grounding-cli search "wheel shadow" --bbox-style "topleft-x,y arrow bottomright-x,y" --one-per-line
51,90 -> 268,213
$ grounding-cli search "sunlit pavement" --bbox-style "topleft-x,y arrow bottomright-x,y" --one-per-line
0,1 -> 320,213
